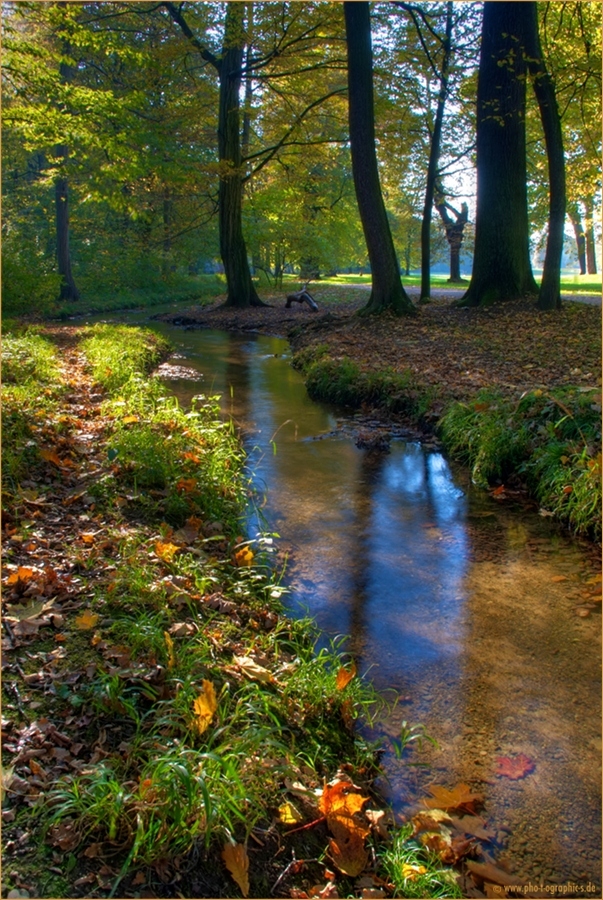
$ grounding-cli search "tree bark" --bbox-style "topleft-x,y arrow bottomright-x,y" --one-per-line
343,2 -> 414,316
457,3 -> 538,307
585,197 -> 597,274
218,3 -> 264,307
570,209 -> 587,274
420,2 -> 453,303
524,2 -> 565,310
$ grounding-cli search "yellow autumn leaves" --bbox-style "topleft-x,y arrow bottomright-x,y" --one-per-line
191,679 -> 218,735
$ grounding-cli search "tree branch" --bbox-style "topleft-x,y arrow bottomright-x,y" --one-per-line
162,2 -> 219,70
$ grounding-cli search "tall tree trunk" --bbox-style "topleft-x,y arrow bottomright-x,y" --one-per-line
218,3 -> 264,307
165,1 -> 264,308
54,157 -> 79,303
585,197 -> 597,274
457,3 -> 538,307
570,209 -> 587,274
524,2 -> 565,310
420,2 -> 453,303
343,2 -> 414,316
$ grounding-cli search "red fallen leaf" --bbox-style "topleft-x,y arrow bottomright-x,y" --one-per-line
493,754 -> 535,780
491,484 -> 506,496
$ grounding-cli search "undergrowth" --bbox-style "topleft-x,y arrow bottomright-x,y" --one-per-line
4,323 -> 449,898
439,387 -> 602,539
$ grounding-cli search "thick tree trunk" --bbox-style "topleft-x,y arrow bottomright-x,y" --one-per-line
585,198 -> 597,274
524,2 -> 565,310
343,2 -> 414,316
570,212 -> 587,274
218,4 -> 264,308
458,3 -> 538,307
420,2 -> 453,303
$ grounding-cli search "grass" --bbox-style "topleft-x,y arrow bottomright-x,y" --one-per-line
5,322 -> 452,898
293,344 -> 436,420
438,386 -> 602,539
380,825 -> 463,898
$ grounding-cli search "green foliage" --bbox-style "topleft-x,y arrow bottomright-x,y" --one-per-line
80,324 -> 171,391
379,824 -> 463,899
439,387 -> 602,538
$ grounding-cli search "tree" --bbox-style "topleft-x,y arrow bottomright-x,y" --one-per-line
165,1 -> 264,308
523,1 -> 565,310
343,1 -> 414,316
458,3 -> 539,307
434,183 -> 468,282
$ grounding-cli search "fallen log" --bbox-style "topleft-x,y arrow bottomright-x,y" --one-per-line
285,288 -> 318,311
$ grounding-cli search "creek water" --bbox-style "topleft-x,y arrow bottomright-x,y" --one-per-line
104,313 -> 601,891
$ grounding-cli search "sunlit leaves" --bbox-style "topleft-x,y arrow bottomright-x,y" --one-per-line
278,801 -> 303,825
234,546 -> 254,566
319,782 -> 370,877
192,679 -> 218,735
75,610 -> 100,630
155,541 -> 179,562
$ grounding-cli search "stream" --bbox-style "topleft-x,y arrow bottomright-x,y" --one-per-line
99,311 -> 601,892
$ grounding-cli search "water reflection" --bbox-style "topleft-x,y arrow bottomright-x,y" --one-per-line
145,324 -> 600,889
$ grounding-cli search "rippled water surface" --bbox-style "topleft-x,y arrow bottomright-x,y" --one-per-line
112,316 -> 601,890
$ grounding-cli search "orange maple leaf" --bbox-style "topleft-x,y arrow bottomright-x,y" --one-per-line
155,541 -> 179,562
75,610 -> 100,630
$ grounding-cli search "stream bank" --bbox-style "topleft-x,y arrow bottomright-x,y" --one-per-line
155,292 -> 601,541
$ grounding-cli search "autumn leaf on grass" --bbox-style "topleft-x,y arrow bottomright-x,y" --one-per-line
164,631 -> 175,669
329,831 -> 368,878
75,610 -> 100,630
234,546 -> 254,567
182,451 -> 202,464
222,842 -> 249,897
122,415 -> 139,424
336,661 -> 357,691
278,801 -> 303,825
423,783 -> 483,813
155,541 -> 179,562
402,864 -> 427,881
493,754 -> 534,780
233,655 -> 273,683
192,680 -> 217,735
176,477 -> 197,494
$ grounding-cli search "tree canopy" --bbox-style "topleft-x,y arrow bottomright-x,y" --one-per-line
2,1 -> 600,316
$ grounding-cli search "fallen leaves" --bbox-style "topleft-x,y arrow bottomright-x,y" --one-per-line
234,546 -> 254,566
493,754 -> 535,780
75,610 -> 100,630
192,680 -> 218,735
222,842 -> 249,897
319,781 -> 370,877
422,783 -> 483,814
155,541 -> 180,562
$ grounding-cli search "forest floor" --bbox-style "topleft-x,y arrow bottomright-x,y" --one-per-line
156,288 -> 601,410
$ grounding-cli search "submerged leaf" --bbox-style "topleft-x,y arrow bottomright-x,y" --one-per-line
423,783 -> 483,813
222,842 -> 249,897
493,754 -> 534,780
